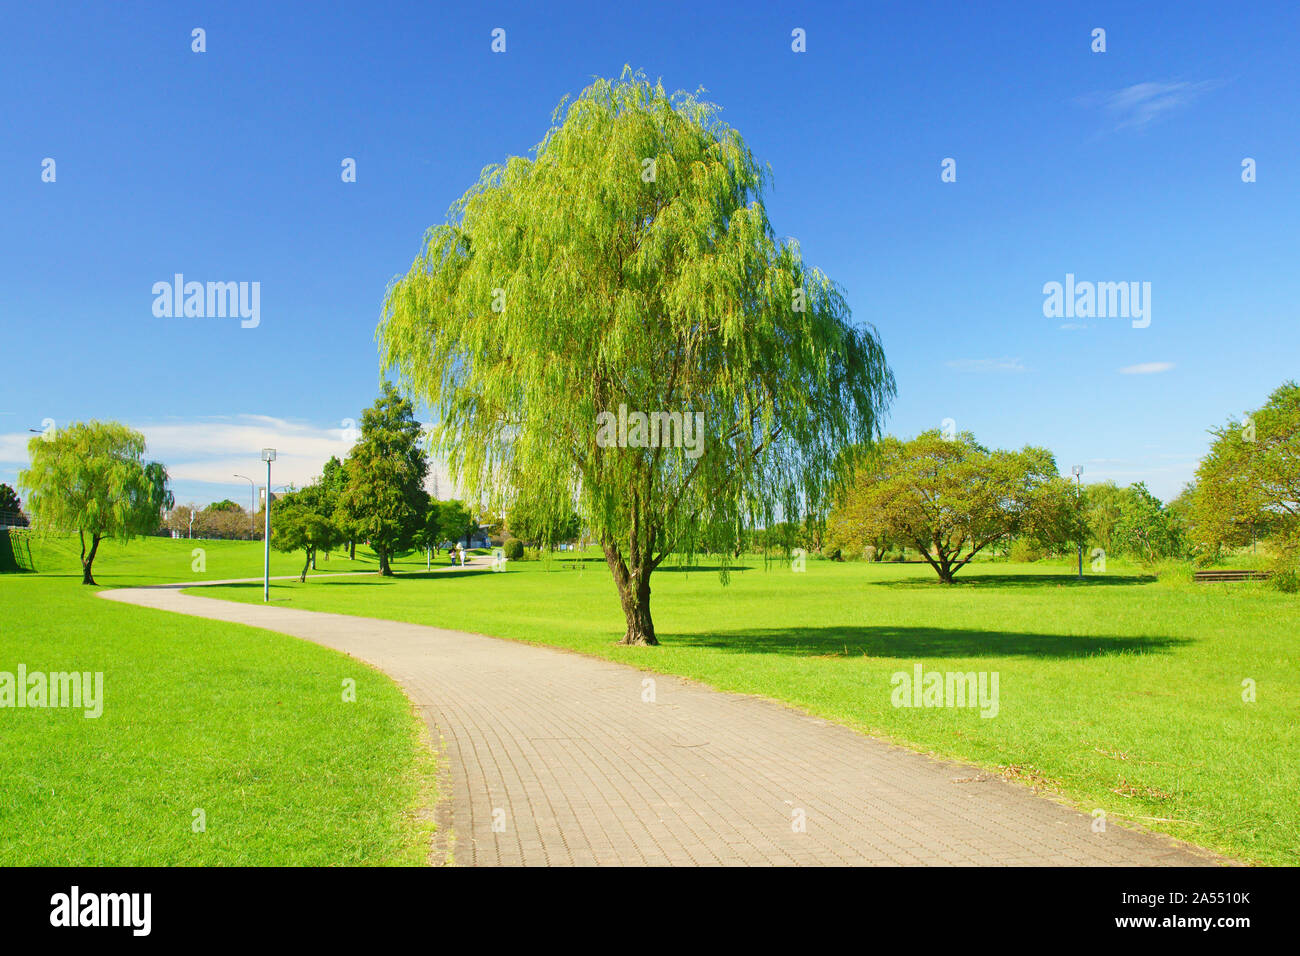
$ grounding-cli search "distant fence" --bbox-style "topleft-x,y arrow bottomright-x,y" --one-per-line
0,527 -> 34,572
0,509 -> 30,531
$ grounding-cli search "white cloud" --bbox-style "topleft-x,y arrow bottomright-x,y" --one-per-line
1081,80 -> 1218,130
944,357 -> 1026,373
0,415 -> 472,507
1119,362 -> 1175,375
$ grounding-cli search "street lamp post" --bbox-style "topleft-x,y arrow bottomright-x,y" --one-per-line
261,449 -> 276,601
1071,465 -> 1084,580
233,474 -> 256,539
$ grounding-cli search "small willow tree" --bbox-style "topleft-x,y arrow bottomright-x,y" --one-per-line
19,421 -> 170,585
380,70 -> 894,644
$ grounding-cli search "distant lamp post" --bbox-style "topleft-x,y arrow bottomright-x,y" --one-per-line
234,474 -> 256,539
1071,465 -> 1084,579
261,449 -> 276,601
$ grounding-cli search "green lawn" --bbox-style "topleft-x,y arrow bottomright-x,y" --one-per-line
0,535 -> 438,865
195,550 -> 1300,866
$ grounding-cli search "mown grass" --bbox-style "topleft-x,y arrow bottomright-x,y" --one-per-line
0,536 -> 439,865
198,549 -> 1299,866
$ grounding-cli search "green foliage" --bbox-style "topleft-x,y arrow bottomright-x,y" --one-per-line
207,499 -> 242,513
337,384 -> 430,575
19,421 -> 171,584
436,499 -> 475,546
1081,481 -> 1127,554
503,537 -> 524,561
1113,482 -> 1186,564
411,500 -> 443,553
378,69 -> 894,642
272,484 -> 342,582
1264,531 -> 1300,592
1192,382 -> 1299,556
1008,538 -> 1043,563
506,490 -> 581,548
829,431 -> 1078,583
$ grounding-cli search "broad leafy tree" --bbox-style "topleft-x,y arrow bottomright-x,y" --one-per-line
379,70 -> 894,643
412,501 -> 443,557
1112,481 -> 1185,562
1192,382 -> 1299,554
1081,481 -> 1127,555
19,421 -> 171,584
436,499 -> 476,548
272,484 -> 341,582
832,431 -> 1077,583
338,384 -> 430,575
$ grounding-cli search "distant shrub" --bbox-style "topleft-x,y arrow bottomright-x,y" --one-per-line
503,538 -> 524,561
824,547 -> 842,562
1008,539 -> 1043,563
1266,537 -> 1300,593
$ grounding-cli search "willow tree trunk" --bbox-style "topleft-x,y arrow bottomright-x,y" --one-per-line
377,545 -> 393,576
602,539 -> 657,645
80,531 -> 101,586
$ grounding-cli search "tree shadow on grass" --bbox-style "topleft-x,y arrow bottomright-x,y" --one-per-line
868,572 -> 1155,590
666,624 -> 1188,660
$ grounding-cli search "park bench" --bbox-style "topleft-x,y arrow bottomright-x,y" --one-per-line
1192,569 -> 1271,583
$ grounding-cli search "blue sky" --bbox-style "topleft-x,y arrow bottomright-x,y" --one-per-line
2,0 -> 1296,507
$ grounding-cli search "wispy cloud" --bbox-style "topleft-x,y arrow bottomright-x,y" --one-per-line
1081,80 -> 1218,130
0,415 -> 354,487
1119,362 -> 1175,375
944,357 -> 1026,373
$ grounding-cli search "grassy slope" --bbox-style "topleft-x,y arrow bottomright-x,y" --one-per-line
0,536 -> 438,865
197,551 -> 1300,865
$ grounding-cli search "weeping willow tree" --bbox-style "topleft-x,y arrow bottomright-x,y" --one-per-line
19,421 -> 171,585
380,69 -> 894,644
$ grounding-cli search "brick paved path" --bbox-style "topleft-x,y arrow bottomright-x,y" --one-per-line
101,570 -> 1222,867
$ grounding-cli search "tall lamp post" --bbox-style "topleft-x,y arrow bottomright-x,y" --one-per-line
1071,465 -> 1084,580
261,449 -> 276,601
233,474 -> 256,539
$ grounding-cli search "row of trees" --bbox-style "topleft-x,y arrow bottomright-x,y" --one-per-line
163,500 -> 254,540
272,383 -> 480,580
821,381 -> 1299,581
9,387 -> 486,585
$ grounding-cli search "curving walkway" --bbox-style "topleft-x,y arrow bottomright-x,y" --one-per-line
99,567 -> 1223,867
